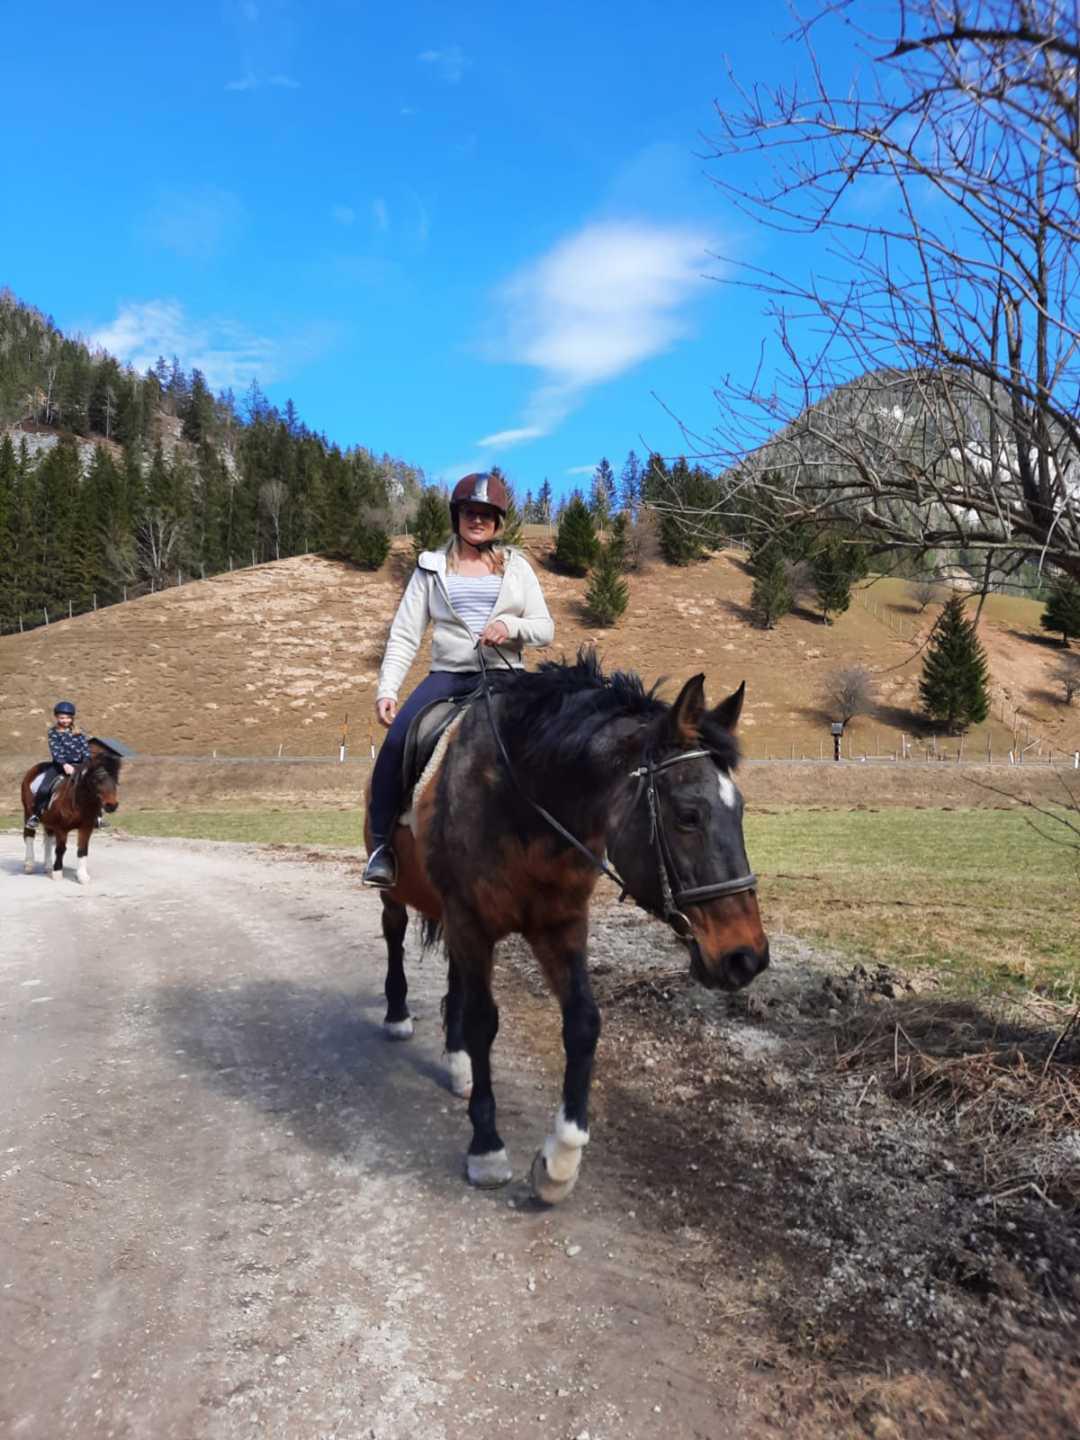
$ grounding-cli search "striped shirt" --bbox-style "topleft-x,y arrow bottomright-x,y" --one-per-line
445,574 -> 502,638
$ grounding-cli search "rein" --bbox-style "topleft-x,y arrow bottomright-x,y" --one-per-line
474,647 -> 757,940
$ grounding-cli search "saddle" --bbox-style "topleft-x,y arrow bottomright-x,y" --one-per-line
399,688 -> 480,816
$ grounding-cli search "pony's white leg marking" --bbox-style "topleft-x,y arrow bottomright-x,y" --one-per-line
717,771 -> 738,810
76,858 -> 90,886
531,1104 -> 589,1204
24,835 -> 35,873
466,1148 -> 512,1188
447,1049 -> 473,1098
43,835 -> 54,876
384,1017 -> 414,1040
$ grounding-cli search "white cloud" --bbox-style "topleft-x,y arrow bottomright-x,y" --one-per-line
225,71 -> 299,90
476,219 -> 712,447
331,203 -> 356,227
138,185 -> 246,261
90,300 -> 282,392
372,197 -> 390,232
418,45 -> 469,83
565,464 -> 596,476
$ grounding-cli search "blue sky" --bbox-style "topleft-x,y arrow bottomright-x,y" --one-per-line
1,1 -> 864,499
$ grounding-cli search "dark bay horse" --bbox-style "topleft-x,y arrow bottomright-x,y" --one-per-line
21,743 -> 122,884
364,652 -> 768,1203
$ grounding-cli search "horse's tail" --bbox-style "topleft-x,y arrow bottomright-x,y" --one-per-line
419,916 -> 443,952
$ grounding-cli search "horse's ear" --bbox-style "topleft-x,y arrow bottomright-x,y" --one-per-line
667,673 -> 707,746
710,681 -> 746,734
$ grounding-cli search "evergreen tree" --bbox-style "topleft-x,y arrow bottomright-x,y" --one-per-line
536,477 -> 553,525
619,451 -> 642,519
749,542 -> 792,628
919,595 -> 990,733
412,486 -> 451,556
810,539 -> 856,624
607,511 -> 631,572
488,466 -> 523,546
590,458 -> 616,528
553,494 -> 599,575
349,517 -> 391,570
585,539 -> 630,626
1041,576 -> 1080,647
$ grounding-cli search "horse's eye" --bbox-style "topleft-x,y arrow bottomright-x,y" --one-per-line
674,805 -> 702,831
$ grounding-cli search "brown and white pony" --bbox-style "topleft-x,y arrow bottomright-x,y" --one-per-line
21,743 -> 122,884
364,652 -> 768,1204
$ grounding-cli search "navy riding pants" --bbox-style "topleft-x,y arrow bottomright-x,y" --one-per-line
368,671 -> 481,843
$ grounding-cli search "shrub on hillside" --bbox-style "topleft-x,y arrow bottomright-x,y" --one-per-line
1053,653 -> 1080,705
349,518 -> 391,570
585,541 -> 630,627
1041,576 -> 1080,647
554,495 -> 599,575
919,595 -> 990,733
411,486 -> 450,556
749,543 -> 792,628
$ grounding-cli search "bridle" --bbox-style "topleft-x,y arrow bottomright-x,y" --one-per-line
475,647 -> 757,941
625,748 -> 758,940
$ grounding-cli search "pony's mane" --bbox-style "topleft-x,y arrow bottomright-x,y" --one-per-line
85,752 -> 121,781
491,649 -> 740,773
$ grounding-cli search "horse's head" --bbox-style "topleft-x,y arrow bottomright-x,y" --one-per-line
609,674 -> 768,992
85,745 -> 122,813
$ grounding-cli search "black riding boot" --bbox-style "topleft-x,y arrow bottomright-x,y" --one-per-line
363,841 -> 398,888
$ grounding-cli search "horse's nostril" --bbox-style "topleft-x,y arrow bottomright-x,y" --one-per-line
105,803 -> 118,813
730,944 -> 769,985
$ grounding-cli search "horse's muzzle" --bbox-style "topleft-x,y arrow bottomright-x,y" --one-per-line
689,939 -> 769,992
104,802 -> 119,813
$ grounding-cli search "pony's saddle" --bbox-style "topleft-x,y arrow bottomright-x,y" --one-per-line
399,688 -> 481,815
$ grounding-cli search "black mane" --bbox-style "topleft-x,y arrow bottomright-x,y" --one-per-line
490,649 -> 740,773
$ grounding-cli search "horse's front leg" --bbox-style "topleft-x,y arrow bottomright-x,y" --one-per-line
76,823 -> 93,885
50,829 -> 67,881
526,919 -> 600,1205
22,819 -> 36,874
448,912 -> 509,1187
381,896 -> 413,1038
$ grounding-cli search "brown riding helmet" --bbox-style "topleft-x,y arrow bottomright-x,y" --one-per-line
449,472 -> 508,532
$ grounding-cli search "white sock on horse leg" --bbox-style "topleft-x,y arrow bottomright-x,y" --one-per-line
541,1105 -> 589,1183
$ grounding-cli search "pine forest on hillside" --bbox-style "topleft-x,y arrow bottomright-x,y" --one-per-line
0,290 -> 424,632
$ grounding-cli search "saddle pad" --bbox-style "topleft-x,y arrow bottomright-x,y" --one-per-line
400,711 -> 466,832
30,772 -> 45,796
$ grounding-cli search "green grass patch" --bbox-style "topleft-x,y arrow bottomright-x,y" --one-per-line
1,808 -> 363,847
746,807 -> 1079,1002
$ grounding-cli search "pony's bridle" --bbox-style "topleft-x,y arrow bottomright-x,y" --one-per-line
475,647 -> 757,941
625,748 -> 758,941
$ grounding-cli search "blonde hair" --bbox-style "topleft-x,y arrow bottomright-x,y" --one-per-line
447,536 -> 506,575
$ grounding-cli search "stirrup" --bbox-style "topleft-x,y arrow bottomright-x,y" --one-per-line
363,844 -> 398,888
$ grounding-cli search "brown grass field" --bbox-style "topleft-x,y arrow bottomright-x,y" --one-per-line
2,530 -> 1078,761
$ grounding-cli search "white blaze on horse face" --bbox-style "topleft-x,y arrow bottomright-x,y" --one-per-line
717,770 -> 738,810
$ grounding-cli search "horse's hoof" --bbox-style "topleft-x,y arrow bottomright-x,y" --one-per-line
23,861 -> 34,874
76,871 -> 89,886
48,869 -> 60,882
466,1149 -> 512,1188
530,1149 -> 580,1206
447,1050 -> 473,1099
384,1017 -> 414,1040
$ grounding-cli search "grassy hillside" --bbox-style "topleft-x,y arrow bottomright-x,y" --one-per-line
1,532 -> 1077,759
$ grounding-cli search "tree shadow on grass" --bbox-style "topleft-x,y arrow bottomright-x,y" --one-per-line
1004,626 -> 1069,652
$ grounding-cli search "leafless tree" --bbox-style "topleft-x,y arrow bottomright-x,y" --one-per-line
909,576 -> 941,611
820,665 -> 878,728
259,480 -> 288,561
1053,653 -> 1080,704
671,1 -> 1080,583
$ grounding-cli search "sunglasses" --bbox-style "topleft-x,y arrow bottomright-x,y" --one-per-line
460,506 -> 499,522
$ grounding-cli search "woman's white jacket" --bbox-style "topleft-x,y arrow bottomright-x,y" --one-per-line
376,542 -> 554,702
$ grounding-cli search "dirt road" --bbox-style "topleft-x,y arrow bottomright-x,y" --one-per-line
1,836 -> 772,1440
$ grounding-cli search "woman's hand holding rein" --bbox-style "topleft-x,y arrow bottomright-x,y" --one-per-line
376,697 -> 397,728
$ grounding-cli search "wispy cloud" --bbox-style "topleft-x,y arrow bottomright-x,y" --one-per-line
225,71 -> 299,91
90,300 -> 282,391
477,219 -> 711,448
565,464 -> 596,477
372,197 -> 390,233
138,185 -> 246,262
418,45 -> 469,84
331,203 -> 355,227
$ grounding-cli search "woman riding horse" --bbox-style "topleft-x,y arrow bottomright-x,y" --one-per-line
363,471 -> 554,887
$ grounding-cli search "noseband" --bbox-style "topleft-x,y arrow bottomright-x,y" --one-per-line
475,649 -> 756,941
626,749 -> 758,940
